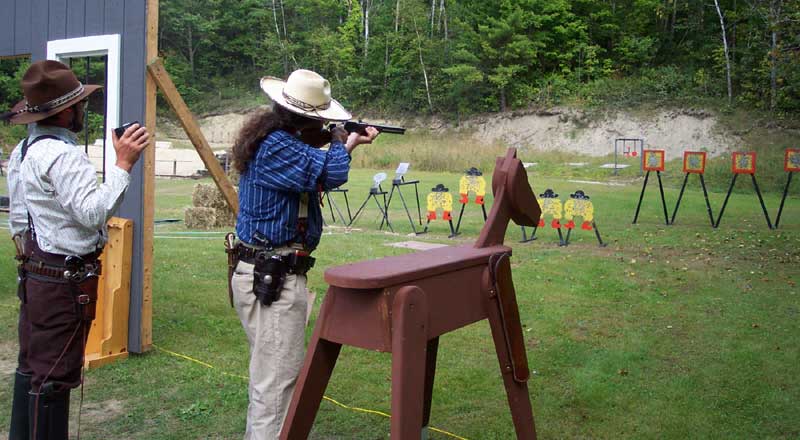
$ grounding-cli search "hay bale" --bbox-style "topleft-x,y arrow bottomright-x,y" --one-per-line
227,166 -> 240,186
184,207 -> 218,230
214,207 -> 237,228
192,183 -> 227,209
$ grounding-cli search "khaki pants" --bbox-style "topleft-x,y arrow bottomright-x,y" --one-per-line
232,260 -> 308,440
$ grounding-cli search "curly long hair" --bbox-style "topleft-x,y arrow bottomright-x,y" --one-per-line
231,104 -> 317,173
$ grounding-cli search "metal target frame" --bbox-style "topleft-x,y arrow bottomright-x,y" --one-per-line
613,138 -> 645,176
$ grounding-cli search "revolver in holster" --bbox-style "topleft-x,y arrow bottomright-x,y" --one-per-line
12,233 -> 28,303
253,252 -> 287,307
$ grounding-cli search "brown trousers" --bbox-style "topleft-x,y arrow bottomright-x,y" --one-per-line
16,238 -> 99,393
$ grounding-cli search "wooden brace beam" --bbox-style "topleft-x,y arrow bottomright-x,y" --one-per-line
146,58 -> 239,215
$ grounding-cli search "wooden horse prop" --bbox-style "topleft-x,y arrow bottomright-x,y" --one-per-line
280,148 -> 542,439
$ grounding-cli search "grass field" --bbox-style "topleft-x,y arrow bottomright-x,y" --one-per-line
0,164 -> 798,439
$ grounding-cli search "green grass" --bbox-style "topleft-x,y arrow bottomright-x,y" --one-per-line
0,167 -> 798,439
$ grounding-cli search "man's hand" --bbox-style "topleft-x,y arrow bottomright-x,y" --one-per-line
112,124 -> 149,172
345,126 -> 379,154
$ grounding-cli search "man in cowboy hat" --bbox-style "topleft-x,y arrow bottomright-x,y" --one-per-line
4,60 -> 149,439
229,69 -> 378,439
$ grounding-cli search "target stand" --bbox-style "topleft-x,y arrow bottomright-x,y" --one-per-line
715,152 -> 773,229
613,138 -> 645,175
632,150 -> 670,225
324,187 -> 353,225
670,152 -> 715,226
454,168 -> 489,235
775,149 -> 799,228
519,189 -> 564,245
519,226 -> 537,243
423,184 -> 458,238
350,173 -> 393,232
562,190 -> 607,247
380,163 -> 423,234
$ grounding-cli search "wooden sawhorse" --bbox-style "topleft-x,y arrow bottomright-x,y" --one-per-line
281,149 -> 541,439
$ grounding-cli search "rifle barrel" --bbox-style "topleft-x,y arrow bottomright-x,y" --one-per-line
343,121 -> 406,135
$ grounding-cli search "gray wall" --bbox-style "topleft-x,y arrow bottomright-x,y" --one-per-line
1,0 -> 148,353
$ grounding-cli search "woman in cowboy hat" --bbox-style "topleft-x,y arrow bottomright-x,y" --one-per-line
4,60 -> 149,440
229,69 -> 378,439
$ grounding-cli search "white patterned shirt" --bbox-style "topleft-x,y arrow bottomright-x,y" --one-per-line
7,124 -> 131,255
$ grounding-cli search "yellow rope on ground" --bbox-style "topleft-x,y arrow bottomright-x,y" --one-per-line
152,344 -> 469,440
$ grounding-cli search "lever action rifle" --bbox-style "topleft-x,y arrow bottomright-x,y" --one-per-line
335,120 -> 406,135
300,120 -> 406,147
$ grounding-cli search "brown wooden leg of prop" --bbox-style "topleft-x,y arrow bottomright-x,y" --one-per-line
485,261 -> 537,440
280,301 -> 342,440
422,337 -> 440,432
391,286 -> 429,439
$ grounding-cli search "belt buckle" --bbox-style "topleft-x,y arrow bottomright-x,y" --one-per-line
77,294 -> 91,305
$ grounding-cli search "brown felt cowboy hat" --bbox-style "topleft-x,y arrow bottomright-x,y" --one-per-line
260,69 -> 351,122
2,60 -> 102,125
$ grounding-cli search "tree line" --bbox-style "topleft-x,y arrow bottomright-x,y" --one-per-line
1,0 -> 798,118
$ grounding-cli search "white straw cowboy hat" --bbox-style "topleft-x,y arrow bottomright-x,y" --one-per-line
260,69 -> 351,122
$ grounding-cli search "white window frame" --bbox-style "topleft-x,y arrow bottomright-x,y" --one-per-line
47,34 -> 121,173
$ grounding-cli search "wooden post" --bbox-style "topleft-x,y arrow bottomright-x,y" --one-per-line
146,58 -> 240,215
141,0 -> 159,351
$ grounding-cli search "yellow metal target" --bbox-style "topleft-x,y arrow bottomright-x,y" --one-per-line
459,168 -> 487,205
537,189 -> 563,228
563,190 -> 595,230
426,184 -> 454,221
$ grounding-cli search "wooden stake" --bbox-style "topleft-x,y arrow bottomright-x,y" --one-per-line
146,58 -> 239,215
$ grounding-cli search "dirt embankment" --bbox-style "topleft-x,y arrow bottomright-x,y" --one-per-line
161,106 -> 740,158
467,107 -> 737,158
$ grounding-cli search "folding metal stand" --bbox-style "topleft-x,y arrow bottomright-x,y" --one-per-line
563,221 -> 607,247
324,187 -> 353,225
775,172 -> 795,228
454,199 -> 488,235
632,171 -> 670,225
613,138 -> 645,176
422,216 -> 458,238
380,177 -> 423,234
520,222 -> 565,246
519,226 -> 537,243
715,173 -> 773,229
670,173 -> 715,226
350,184 -> 393,232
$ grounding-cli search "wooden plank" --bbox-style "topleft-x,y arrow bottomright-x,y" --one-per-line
13,0 -> 31,55
147,58 -> 240,215
0,0 -> 16,56
48,0 -> 67,41
140,0 -> 159,352
0,55 -> 31,60
66,0 -> 86,38
84,0 -> 105,36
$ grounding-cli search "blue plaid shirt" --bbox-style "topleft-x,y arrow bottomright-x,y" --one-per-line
236,130 -> 351,251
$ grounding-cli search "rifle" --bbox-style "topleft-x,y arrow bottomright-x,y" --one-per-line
299,120 -> 406,148
335,120 -> 406,135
